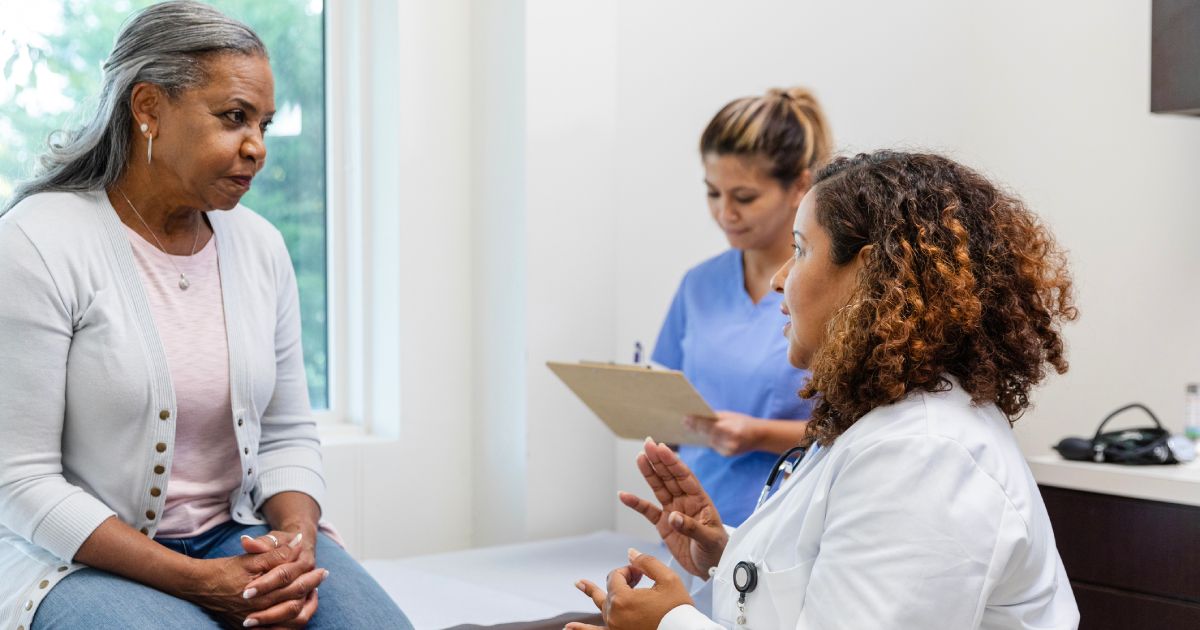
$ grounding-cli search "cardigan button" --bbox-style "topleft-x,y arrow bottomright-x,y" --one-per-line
159,409 -> 170,420
140,527 -> 150,535
150,487 -> 162,497
58,566 -> 68,572
24,600 -> 32,610
154,465 -> 165,475
146,510 -> 156,520
237,417 -> 244,426
244,447 -> 249,455
38,580 -> 48,589
155,443 -> 166,453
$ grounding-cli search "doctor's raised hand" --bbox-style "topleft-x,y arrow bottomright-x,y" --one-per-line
618,438 -> 729,577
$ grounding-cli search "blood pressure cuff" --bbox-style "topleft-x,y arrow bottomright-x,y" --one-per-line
1053,403 -> 1191,465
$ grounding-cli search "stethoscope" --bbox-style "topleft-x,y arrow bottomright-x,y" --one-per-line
753,444 -> 811,511
735,443 -> 817,626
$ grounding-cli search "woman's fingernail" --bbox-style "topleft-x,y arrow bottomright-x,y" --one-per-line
243,619 -> 259,628
574,580 -> 586,592
627,547 -> 641,562
323,569 -> 330,580
242,588 -> 257,599
288,533 -> 304,548
240,535 -> 252,541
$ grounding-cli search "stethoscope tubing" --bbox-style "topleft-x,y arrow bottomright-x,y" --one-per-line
754,444 -> 811,512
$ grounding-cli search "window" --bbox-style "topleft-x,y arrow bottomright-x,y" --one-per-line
0,0 -> 330,409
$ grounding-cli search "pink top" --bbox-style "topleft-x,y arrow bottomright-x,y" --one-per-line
125,222 -> 241,538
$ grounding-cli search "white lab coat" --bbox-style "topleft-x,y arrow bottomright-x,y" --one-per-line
660,379 -> 1079,630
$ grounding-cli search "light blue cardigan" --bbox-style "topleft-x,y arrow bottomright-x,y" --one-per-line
0,190 -> 326,629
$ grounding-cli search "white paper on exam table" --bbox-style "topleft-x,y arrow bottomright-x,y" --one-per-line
363,531 -> 675,628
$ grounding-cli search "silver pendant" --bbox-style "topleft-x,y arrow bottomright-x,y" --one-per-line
179,274 -> 190,291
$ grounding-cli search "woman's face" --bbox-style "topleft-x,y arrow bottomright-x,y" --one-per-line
770,189 -> 864,369
149,53 -> 275,211
703,153 -> 804,252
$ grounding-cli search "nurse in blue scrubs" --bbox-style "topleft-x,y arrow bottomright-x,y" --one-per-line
650,86 -> 833,526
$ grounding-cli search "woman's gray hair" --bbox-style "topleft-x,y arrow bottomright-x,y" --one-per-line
2,0 -> 266,214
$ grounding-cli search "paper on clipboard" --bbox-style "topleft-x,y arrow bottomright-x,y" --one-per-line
546,361 -> 715,445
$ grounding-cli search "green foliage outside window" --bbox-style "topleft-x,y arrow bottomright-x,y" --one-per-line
0,0 -> 329,408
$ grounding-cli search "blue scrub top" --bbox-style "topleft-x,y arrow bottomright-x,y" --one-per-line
652,249 -> 813,526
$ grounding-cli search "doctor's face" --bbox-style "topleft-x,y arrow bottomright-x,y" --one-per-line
770,190 -> 863,369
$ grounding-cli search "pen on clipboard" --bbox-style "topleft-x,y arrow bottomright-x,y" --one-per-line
632,341 -> 652,368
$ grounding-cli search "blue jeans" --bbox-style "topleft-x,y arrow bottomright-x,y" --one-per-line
31,521 -> 412,629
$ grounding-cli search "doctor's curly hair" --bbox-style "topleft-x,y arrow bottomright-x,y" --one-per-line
802,151 -> 1077,445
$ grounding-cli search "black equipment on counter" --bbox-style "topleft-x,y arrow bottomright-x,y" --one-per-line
1053,403 -> 1195,465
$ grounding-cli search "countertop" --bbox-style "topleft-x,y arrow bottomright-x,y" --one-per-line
1028,454 -> 1200,507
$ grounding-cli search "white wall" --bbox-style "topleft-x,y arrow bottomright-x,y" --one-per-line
469,0 -> 622,545
521,0 -> 621,540
324,0 -> 626,558
470,0 -> 529,548
320,0 -> 1200,555
320,0 -> 476,560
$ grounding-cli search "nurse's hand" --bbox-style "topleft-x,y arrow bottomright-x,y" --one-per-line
685,411 -> 762,456
619,438 -> 728,578
568,548 -> 693,630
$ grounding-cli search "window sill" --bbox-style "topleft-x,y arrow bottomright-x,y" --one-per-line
317,420 -> 390,446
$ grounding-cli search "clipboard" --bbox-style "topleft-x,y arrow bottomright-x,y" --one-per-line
546,361 -> 715,445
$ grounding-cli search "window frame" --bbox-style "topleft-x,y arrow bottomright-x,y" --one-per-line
315,0 -> 377,433
315,0 -> 350,427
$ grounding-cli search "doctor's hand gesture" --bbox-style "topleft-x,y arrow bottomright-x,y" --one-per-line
568,548 -> 693,630
619,438 -> 728,578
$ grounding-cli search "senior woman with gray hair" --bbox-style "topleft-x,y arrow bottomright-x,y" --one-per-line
0,2 -> 410,628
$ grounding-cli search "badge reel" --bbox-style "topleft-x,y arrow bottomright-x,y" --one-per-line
733,560 -> 757,626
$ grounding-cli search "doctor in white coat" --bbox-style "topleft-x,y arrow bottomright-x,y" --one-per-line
571,150 -> 1081,630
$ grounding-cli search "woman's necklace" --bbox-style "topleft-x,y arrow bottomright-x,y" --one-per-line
115,186 -> 201,291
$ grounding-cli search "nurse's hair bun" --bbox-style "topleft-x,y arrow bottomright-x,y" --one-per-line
700,86 -> 833,188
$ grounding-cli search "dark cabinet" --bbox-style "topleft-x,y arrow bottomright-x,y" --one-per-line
1152,0 -> 1200,115
1040,485 -> 1200,629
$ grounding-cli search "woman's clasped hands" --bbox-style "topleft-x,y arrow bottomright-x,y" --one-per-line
568,438 -> 730,629
181,529 -> 329,628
